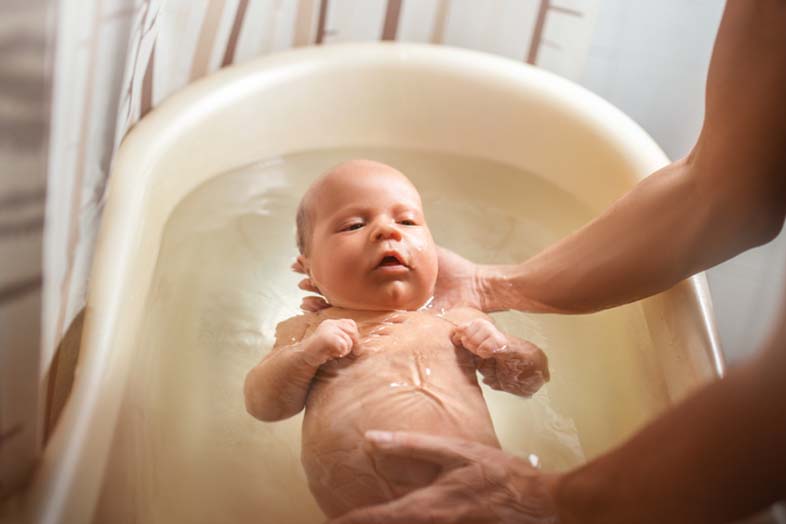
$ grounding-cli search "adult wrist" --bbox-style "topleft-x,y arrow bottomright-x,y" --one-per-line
475,264 -> 514,312
552,462 -> 619,524
477,264 -> 554,313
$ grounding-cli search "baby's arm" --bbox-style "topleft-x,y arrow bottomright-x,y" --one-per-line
244,315 -> 359,421
448,309 -> 549,398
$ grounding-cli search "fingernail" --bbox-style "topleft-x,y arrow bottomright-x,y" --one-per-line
365,430 -> 393,443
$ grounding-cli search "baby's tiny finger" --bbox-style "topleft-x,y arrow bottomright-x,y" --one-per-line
465,319 -> 486,339
456,333 -> 473,350
477,339 -> 498,357
336,332 -> 352,356
477,330 -> 494,346
347,328 -> 360,347
341,340 -> 354,357
339,319 -> 359,339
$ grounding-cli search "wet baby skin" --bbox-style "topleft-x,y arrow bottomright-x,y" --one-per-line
243,160 -> 549,517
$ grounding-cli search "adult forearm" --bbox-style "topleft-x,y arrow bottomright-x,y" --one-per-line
554,336 -> 786,524
480,157 -> 769,313
478,0 -> 786,314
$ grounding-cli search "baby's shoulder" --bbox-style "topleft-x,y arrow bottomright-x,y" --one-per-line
440,306 -> 493,326
273,313 -> 318,347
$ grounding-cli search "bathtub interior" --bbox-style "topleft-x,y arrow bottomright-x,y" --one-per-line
34,45 -> 721,524
91,147 -> 716,523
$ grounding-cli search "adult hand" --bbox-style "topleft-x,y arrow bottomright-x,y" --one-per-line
291,259 -> 331,312
429,246 -> 488,311
326,431 -> 560,524
292,246 -> 490,313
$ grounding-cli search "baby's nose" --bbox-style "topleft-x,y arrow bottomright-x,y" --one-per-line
373,221 -> 403,241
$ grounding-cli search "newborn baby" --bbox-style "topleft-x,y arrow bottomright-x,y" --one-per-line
244,160 -> 549,518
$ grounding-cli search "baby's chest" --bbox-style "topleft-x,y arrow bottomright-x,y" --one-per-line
367,315 -> 455,353
353,330 -> 469,378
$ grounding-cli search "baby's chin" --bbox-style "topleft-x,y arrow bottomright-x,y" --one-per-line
329,282 -> 434,312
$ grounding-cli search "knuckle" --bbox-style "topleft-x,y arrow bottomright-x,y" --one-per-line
478,341 -> 495,354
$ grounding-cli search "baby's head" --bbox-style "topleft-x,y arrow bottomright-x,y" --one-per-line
296,159 -> 438,311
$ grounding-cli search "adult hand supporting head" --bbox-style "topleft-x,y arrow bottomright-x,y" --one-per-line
293,246 -> 491,312
326,431 -> 560,524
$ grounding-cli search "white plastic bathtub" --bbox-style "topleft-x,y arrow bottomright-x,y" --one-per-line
28,43 -> 723,524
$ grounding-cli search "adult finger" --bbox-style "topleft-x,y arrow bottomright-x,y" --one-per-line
291,259 -> 306,274
363,430 -> 489,468
298,278 -> 321,294
301,296 -> 330,312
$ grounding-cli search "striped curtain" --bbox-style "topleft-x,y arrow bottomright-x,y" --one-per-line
0,0 -> 50,499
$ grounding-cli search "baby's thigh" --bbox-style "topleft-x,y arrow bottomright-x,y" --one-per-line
373,454 -> 441,494
303,446 -> 387,517
302,446 -> 440,517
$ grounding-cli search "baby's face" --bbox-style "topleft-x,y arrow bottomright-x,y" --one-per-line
302,165 -> 438,311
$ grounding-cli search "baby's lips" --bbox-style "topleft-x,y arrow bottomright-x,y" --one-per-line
374,247 -> 410,268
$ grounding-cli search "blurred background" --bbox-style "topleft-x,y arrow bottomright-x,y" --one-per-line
1,0 -> 783,522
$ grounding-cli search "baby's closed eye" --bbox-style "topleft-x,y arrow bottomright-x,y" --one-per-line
340,222 -> 364,232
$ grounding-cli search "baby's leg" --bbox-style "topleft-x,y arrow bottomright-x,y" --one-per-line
302,446 -> 441,518
303,446 -> 391,518
371,453 -> 441,496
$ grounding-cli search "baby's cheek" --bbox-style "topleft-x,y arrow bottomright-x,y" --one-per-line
407,232 -> 428,252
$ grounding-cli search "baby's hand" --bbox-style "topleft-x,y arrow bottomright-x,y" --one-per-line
304,319 -> 359,366
451,318 -> 508,358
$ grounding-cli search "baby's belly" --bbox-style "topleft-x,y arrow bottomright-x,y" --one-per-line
301,372 -> 499,517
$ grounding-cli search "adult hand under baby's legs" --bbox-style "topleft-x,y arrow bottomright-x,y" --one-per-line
327,430 -> 560,524
452,319 -> 549,397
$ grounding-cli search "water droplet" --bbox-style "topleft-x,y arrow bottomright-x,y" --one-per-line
418,296 -> 435,311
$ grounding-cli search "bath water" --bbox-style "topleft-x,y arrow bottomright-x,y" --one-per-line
93,148 -> 670,523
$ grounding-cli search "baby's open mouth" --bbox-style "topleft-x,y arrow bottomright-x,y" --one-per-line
375,251 -> 409,269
